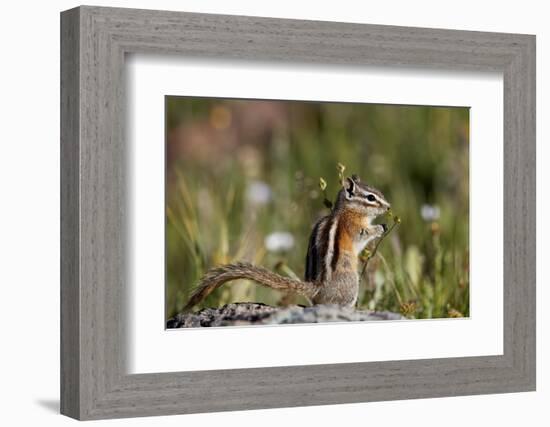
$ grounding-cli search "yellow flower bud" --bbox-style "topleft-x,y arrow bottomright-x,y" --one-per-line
319,177 -> 327,191
359,248 -> 371,262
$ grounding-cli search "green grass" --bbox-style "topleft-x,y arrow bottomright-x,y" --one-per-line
165,98 -> 470,320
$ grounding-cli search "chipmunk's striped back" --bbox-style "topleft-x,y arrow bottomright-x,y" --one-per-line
305,215 -> 336,284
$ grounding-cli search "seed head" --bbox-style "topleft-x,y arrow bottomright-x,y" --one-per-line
319,177 -> 327,191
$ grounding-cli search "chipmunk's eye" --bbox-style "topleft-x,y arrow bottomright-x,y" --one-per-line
366,194 -> 376,202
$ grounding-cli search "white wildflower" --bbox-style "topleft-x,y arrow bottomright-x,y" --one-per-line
420,204 -> 440,222
246,180 -> 272,205
264,232 -> 295,252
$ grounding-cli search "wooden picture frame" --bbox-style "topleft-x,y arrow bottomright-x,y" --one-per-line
60,5 -> 536,420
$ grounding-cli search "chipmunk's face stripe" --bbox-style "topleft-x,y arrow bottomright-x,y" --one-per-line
348,193 -> 390,209
380,200 -> 390,208
371,194 -> 390,208
348,183 -> 390,209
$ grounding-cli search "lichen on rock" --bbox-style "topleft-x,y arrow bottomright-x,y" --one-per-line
167,302 -> 404,328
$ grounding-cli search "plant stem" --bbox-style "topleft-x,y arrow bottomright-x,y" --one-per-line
360,220 -> 399,280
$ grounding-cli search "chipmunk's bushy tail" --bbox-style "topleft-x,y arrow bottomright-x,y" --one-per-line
183,262 -> 319,311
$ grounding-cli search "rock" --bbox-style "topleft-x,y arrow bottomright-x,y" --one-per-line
167,302 -> 404,328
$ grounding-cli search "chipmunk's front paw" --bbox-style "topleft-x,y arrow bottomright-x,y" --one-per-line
371,224 -> 387,238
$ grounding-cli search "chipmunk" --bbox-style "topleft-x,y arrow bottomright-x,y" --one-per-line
183,174 -> 390,310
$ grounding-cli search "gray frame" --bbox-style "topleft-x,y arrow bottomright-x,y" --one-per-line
61,5 -> 536,420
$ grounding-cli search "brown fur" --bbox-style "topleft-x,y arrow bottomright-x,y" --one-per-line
183,175 -> 390,310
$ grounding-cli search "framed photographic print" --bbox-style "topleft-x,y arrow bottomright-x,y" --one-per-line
61,5 -> 536,420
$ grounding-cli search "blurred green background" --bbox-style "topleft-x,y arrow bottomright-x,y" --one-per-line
165,97 -> 469,320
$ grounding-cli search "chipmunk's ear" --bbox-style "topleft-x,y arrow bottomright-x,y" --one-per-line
344,176 -> 356,199
351,174 -> 361,183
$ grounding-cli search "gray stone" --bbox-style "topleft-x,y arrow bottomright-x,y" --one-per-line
167,302 -> 404,328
